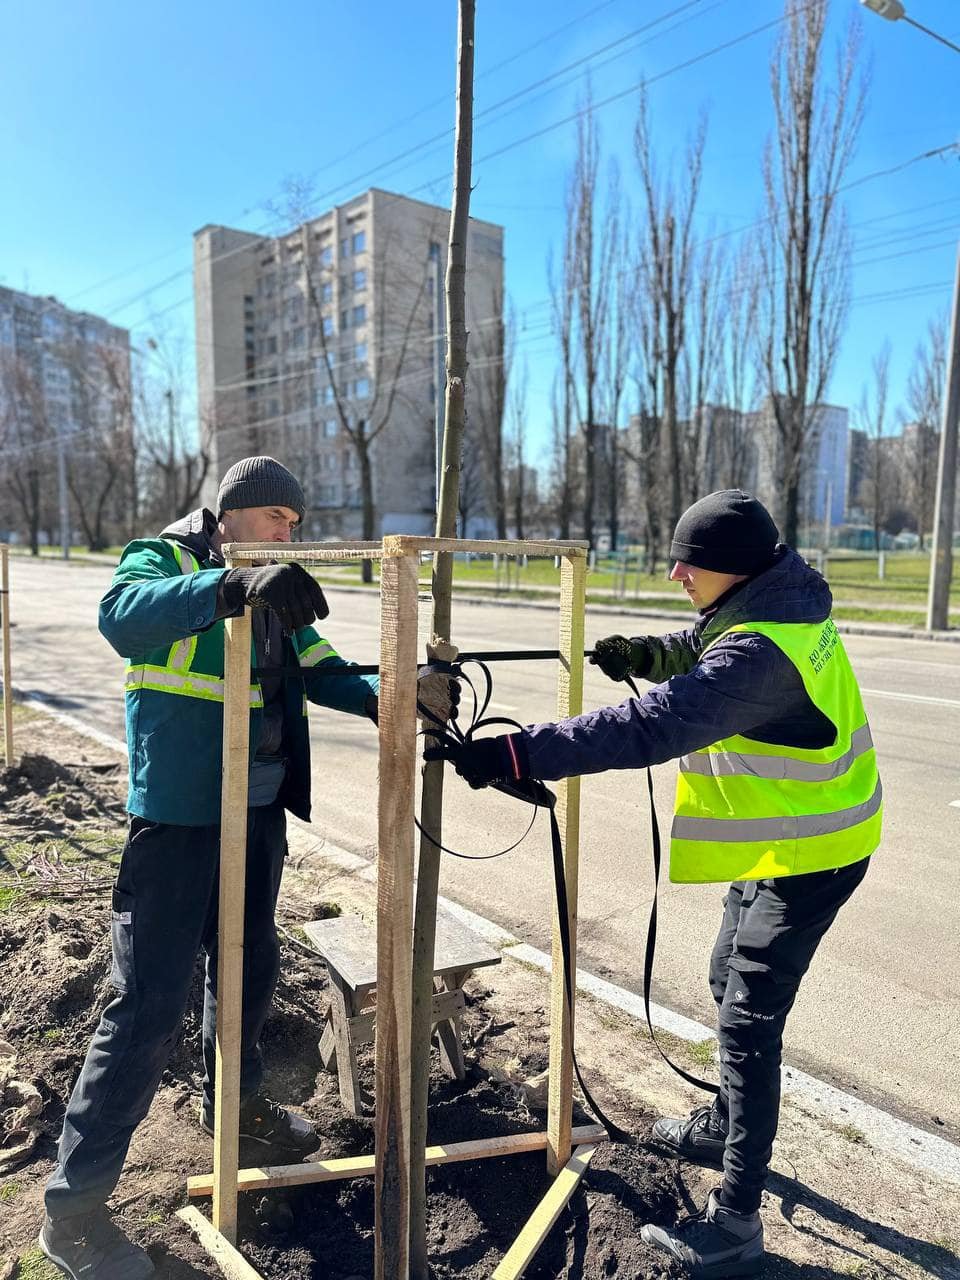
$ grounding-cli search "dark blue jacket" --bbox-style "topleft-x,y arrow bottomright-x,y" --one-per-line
520,547 -> 837,782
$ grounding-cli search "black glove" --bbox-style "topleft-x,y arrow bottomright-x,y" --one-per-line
589,634 -> 652,683
222,563 -> 330,632
423,733 -> 527,790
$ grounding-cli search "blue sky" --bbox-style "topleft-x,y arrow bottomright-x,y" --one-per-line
2,0 -> 957,452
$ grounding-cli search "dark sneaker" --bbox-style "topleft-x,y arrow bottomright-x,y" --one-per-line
40,1210 -> 155,1280
200,1092 -> 321,1154
652,1103 -> 727,1167
641,1188 -> 764,1278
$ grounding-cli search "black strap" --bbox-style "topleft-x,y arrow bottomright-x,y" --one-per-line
622,674 -> 718,1097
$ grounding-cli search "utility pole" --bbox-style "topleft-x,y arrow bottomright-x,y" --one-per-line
926,245 -> 960,631
860,2 -> 960,631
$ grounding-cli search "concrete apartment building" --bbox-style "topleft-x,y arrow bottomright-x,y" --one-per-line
0,286 -> 130,543
194,189 -> 504,537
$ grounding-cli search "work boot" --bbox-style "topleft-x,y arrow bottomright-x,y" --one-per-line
200,1091 -> 320,1154
641,1188 -> 764,1278
652,1103 -> 727,1167
39,1209 -> 155,1280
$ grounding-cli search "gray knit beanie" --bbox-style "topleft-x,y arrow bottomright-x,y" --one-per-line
217,456 -> 305,522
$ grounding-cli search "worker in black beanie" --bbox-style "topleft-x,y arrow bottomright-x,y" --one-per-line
426,489 -> 880,1277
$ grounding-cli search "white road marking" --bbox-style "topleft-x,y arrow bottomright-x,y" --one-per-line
861,687 -> 960,708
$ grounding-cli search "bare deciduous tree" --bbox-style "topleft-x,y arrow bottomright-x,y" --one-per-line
855,341 -> 892,552
758,0 -> 865,544
566,95 -> 617,548
0,350 -> 52,554
903,316 -> 947,549
472,286 -> 511,537
634,87 -> 705,535
506,357 -> 528,539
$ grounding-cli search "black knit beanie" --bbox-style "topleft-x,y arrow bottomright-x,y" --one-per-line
669,489 -> 779,575
217,456 -> 305,523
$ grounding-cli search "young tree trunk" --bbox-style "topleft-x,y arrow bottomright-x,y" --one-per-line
407,5 -> 475,1277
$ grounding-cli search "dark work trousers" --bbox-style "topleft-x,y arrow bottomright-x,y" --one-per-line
706,856 -> 870,1214
44,803 -> 287,1220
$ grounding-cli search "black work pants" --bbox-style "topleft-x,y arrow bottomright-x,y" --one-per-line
706,856 -> 870,1214
44,804 -> 286,1220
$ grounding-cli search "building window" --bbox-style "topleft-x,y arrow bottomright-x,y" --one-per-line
324,385 -> 336,405
340,237 -> 350,258
352,269 -> 366,291
429,241 -> 441,262
324,419 -> 338,437
353,377 -> 370,399
352,304 -> 366,326
354,341 -> 367,362
267,398 -> 280,417
429,381 -> 436,403
352,230 -> 366,254
320,245 -> 333,266
322,315 -> 334,337
321,281 -> 333,303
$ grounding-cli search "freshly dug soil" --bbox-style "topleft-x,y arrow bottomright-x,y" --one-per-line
1,750 -> 685,1279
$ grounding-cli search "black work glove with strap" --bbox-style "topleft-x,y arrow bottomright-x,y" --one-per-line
221,563 -> 330,632
424,732 -> 529,790
589,634 -> 653,683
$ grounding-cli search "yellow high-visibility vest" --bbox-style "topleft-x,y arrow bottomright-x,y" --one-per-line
670,618 -> 882,883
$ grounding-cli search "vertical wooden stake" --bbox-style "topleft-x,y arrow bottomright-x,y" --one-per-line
212,558 -> 253,1244
1,546 -> 12,767
376,543 -> 420,1280
546,549 -> 586,1176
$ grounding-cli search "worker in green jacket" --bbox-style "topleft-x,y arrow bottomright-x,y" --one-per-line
40,456 -> 456,1280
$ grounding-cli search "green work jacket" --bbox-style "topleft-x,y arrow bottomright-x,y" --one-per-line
99,537 -> 378,826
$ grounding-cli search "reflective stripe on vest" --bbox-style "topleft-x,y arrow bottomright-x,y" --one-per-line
670,617 -> 881,884
167,545 -> 200,670
672,777 -> 882,843
678,722 -> 874,783
124,542 -> 263,709
125,664 -> 264,708
298,639 -> 339,667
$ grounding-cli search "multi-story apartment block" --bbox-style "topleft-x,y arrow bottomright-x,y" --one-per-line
0,286 -> 130,441
0,286 -> 131,543
194,189 -> 505,537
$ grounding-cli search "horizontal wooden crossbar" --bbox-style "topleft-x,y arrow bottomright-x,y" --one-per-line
186,1124 -> 607,1197
221,536 -> 589,564
176,1206 -> 265,1280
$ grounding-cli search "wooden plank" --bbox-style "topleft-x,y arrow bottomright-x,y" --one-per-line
1,546 -> 12,767
211,563 -> 253,1244
303,912 -> 500,991
547,549 -> 586,1176
491,1145 -> 597,1280
375,549 -> 420,1280
390,536 -> 589,558
186,1125 -> 607,1197
221,540 -> 384,563
176,1206 -> 265,1280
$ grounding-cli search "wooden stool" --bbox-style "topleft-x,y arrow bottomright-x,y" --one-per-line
303,912 -> 502,1115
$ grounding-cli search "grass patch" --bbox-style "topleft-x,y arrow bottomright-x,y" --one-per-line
42,1028 -> 63,1043
0,885 -> 23,913
836,1122 -> 866,1144
313,900 -> 342,920
688,1038 -> 717,1068
16,1248 -> 62,1280
0,1181 -> 21,1202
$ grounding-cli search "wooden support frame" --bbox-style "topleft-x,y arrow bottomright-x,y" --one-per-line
193,536 -> 591,1280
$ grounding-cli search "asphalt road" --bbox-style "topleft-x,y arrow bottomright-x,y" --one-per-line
7,555 -> 960,1140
